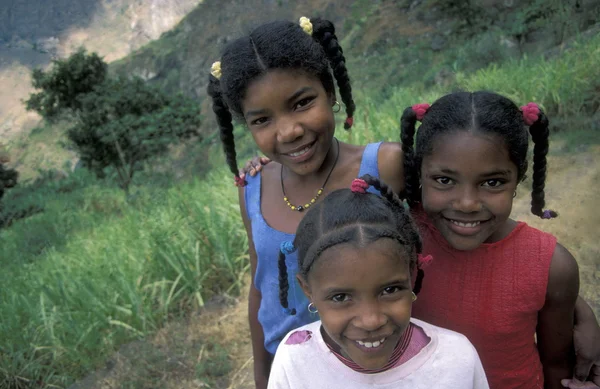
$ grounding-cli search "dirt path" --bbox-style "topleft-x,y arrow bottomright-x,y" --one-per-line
71,145 -> 599,388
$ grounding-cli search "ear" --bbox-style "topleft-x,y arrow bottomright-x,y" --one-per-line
328,91 -> 336,106
297,274 -> 312,301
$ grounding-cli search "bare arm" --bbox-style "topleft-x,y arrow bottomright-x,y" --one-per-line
239,186 -> 273,388
537,243 -> 580,389
377,142 -> 405,195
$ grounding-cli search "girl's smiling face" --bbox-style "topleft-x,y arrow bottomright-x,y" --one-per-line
299,238 -> 413,370
241,69 -> 336,177
420,131 -> 519,251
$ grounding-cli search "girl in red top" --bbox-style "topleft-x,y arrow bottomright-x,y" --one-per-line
400,91 -> 579,389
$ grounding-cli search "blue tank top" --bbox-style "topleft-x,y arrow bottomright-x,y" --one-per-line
244,142 -> 382,354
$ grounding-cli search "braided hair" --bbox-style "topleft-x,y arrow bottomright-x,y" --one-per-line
207,17 -> 356,183
401,91 -> 557,219
278,175 -> 425,314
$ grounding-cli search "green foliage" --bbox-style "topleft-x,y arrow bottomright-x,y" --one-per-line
195,341 -> 232,385
0,162 -> 18,201
434,0 -> 490,36
0,169 -> 248,387
25,48 -> 108,122
455,34 -> 600,117
67,76 -> 202,192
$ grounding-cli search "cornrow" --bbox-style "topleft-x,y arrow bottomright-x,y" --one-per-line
278,175 -> 425,315
528,110 -> 557,219
311,18 -> 355,129
399,107 -> 420,205
207,75 -> 240,179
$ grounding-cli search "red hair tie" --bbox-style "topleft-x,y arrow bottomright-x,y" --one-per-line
417,254 -> 433,269
520,102 -> 540,126
234,175 -> 247,187
344,117 -> 354,130
351,178 -> 369,193
412,103 -> 430,121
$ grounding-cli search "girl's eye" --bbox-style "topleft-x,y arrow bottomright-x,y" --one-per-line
482,179 -> 504,188
435,177 -> 454,185
331,293 -> 350,303
294,97 -> 314,110
250,117 -> 269,126
382,286 -> 401,295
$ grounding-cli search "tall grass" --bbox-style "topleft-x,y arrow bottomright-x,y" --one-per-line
337,33 -> 600,146
0,170 -> 247,387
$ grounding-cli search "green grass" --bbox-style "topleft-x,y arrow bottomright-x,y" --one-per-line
0,170 -> 248,387
1,19 -> 599,389
335,33 -> 600,146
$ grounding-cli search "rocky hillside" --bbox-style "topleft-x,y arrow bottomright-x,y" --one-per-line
113,0 -> 600,122
0,0 -> 202,142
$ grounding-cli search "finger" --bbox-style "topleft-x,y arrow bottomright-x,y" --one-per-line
250,168 -> 257,177
575,357 -> 594,382
239,172 -> 246,180
260,157 -> 271,165
561,379 -> 598,389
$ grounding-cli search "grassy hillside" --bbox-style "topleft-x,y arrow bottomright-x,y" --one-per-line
1,1 -> 599,388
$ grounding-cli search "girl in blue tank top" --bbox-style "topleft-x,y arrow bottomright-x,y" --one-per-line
207,16 -> 405,388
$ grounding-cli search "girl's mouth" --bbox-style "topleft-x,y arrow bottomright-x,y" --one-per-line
355,336 -> 386,349
283,140 -> 317,162
443,217 -> 490,236
450,220 -> 480,228
288,144 -> 312,157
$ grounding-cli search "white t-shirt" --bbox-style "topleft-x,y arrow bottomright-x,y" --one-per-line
268,318 -> 489,389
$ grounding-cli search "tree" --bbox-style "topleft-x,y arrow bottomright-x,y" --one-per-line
0,157 -> 18,201
25,49 -> 202,193
25,48 -> 107,122
67,76 -> 202,192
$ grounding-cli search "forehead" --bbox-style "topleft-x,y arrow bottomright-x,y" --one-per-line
308,239 -> 411,288
242,70 -> 324,109
423,131 -> 517,174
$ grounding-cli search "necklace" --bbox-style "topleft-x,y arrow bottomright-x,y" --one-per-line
281,138 -> 340,212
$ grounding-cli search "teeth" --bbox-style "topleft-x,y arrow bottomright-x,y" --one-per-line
288,145 -> 311,157
451,220 -> 481,228
356,337 -> 386,348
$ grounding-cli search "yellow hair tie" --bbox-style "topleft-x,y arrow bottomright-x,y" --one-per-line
299,16 -> 313,36
210,61 -> 222,79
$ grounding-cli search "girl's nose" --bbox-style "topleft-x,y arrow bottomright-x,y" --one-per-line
453,186 -> 483,213
354,302 -> 388,332
276,117 -> 304,143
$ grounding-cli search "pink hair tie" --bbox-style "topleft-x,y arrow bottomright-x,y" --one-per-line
412,103 -> 430,121
351,178 -> 369,193
344,117 -> 354,130
234,175 -> 247,187
520,102 -> 540,126
417,254 -> 433,269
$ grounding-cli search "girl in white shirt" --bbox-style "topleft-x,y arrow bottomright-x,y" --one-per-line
268,175 -> 489,389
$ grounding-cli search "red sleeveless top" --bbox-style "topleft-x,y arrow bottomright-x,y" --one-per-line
411,210 -> 556,389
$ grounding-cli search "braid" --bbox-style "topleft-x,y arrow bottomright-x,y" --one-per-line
277,250 -> 296,315
207,75 -> 239,178
312,18 -> 356,129
528,110 -> 557,219
362,174 -> 402,208
363,174 -> 425,294
400,107 -> 420,205
413,269 -> 425,295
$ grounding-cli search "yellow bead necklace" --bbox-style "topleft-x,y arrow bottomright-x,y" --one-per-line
281,138 -> 339,212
